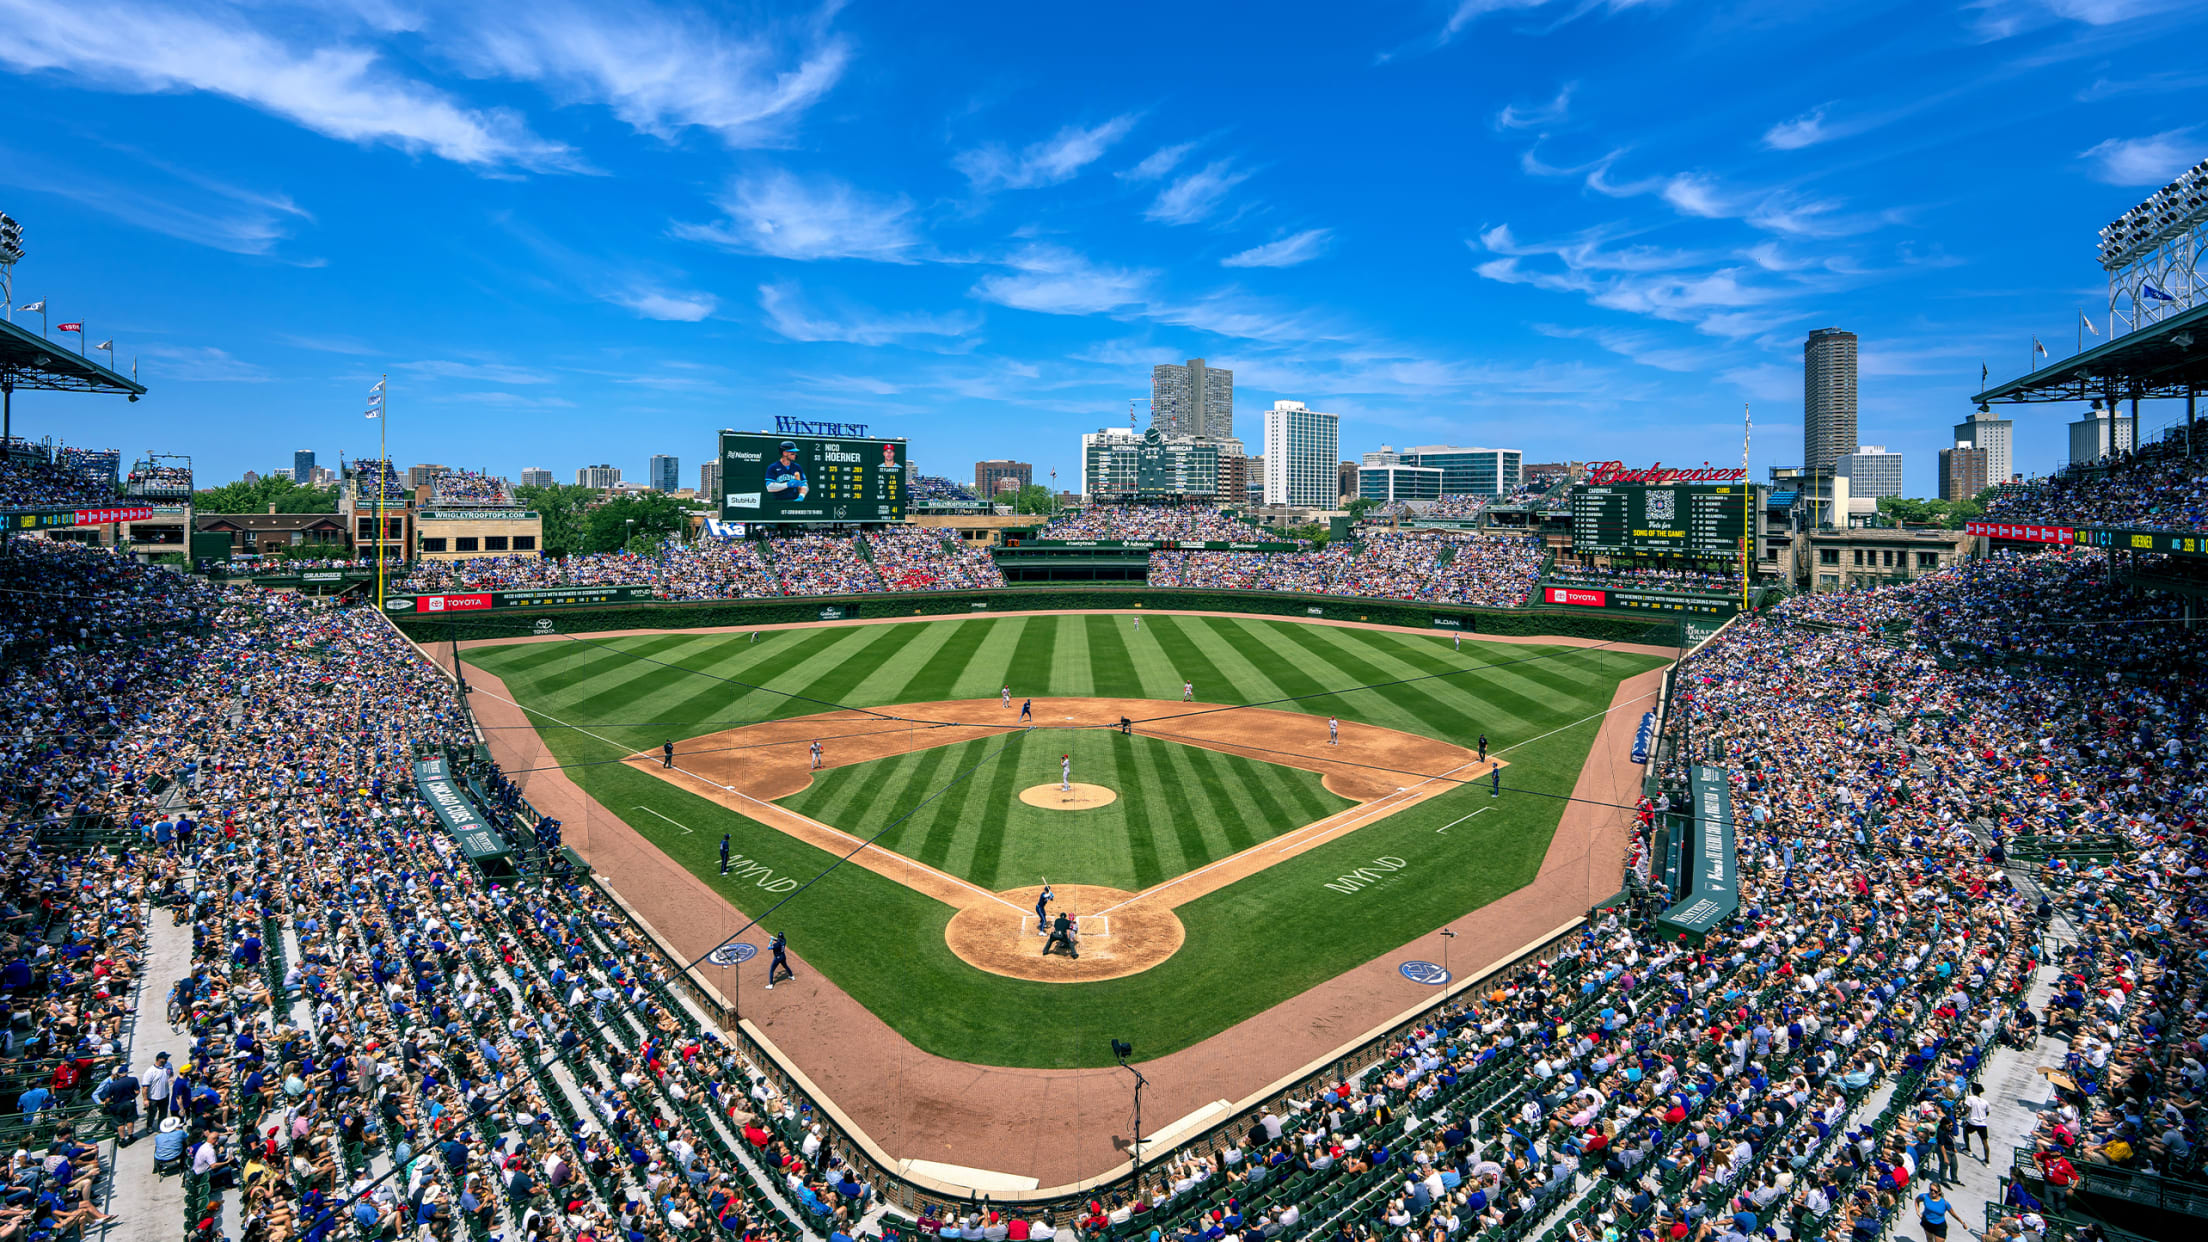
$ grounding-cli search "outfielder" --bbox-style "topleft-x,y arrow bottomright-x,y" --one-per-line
1454,632 -> 1462,652
1060,753 -> 1072,792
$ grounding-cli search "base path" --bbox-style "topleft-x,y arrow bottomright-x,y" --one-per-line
441,621 -> 1668,1190
627,697 -> 1500,981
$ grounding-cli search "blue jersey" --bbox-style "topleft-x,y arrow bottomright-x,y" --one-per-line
764,458 -> 807,500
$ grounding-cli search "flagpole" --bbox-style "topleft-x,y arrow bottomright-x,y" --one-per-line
376,372 -> 388,612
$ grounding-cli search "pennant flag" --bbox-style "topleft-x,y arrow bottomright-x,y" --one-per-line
16,300 -> 42,313
1980,362 -> 1988,384
96,339 -> 112,351
368,378 -> 385,396
2142,281 -> 2176,303
2033,337 -> 2047,357
56,322 -> 81,333
2080,311 -> 2099,336
365,407 -> 381,419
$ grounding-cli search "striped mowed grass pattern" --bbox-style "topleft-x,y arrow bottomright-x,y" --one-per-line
462,614 -> 1667,1066
783,729 -> 1353,893
468,613 -> 1645,753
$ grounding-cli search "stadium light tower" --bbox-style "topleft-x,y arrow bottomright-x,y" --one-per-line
2097,158 -> 2208,333
0,212 -> 23,323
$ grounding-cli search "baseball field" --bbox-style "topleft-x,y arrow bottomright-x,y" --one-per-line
461,612 -> 1667,1068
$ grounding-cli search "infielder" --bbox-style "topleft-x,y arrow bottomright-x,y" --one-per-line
766,931 -> 793,987
1328,717 -> 1339,746
1034,883 -> 1054,936
1020,698 -> 1033,722
1182,680 -> 1193,702
1002,685 -> 1011,709
810,740 -> 824,770
1060,753 -> 1072,792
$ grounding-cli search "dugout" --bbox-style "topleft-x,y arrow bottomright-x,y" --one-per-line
1653,764 -> 1739,947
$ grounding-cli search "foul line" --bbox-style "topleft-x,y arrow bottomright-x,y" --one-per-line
635,805 -> 693,834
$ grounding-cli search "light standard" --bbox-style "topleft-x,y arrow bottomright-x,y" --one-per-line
625,518 -> 635,551
1439,928 -> 1458,1002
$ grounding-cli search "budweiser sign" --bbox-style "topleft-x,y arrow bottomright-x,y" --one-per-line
1586,462 -> 1749,485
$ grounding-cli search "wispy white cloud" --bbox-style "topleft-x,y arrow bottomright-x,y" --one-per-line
1472,225 -> 1810,337
955,114 -> 1139,190
1145,158 -> 1252,226
673,170 -> 924,262
0,144 -> 312,256
451,2 -> 848,147
0,1 -> 578,170
139,345 -> 272,383
607,285 -> 718,321
1495,83 -> 1573,130
1120,141 -> 1195,182
1533,323 -> 1720,372
1383,0 -> 1661,61
1967,0 -> 2177,42
758,282 -> 978,346
971,245 -> 1150,315
396,359 -> 553,385
1761,105 -> 1832,151
1221,228 -> 1333,268
2079,128 -> 2201,185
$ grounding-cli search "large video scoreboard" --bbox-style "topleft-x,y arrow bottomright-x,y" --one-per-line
1570,482 -> 1759,558
718,430 -> 906,524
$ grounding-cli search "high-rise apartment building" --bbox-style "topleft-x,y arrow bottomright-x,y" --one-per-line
2068,407 -> 2134,464
1938,445 -> 1987,502
1803,328 -> 1859,473
519,468 -> 554,488
649,455 -> 680,492
293,450 -> 316,484
699,461 -> 722,500
1951,412 -> 2014,484
1151,358 -> 1234,440
975,460 -> 1033,495
1835,446 -> 1904,500
407,463 -> 449,488
576,464 -> 621,489
1262,401 -> 1340,507
1338,461 -> 1360,501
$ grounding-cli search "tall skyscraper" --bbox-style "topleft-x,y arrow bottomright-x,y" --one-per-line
1835,446 -> 1904,500
1803,328 -> 1859,473
2068,407 -> 2134,464
699,461 -> 722,499
1151,358 -> 1234,440
293,450 -> 316,484
1262,401 -> 1340,507
519,468 -> 554,488
649,454 -> 680,492
1951,412 -> 2013,484
576,464 -> 621,489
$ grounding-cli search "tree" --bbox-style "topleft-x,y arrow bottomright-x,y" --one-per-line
1287,523 -> 1332,547
1008,484 -> 1057,515
514,483 -> 597,558
581,492 -> 690,555
1344,497 -> 1379,522
1876,493 -> 1986,531
193,475 -> 339,513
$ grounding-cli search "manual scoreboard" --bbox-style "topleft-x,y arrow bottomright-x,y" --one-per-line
718,430 -> 906,524
1570,482 -> 1759,558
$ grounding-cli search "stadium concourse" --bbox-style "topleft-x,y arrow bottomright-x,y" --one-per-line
0,466 -> 2198,1242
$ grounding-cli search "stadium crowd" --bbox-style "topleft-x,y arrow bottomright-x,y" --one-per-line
866,527 -> 1006,591
0,443 -> 121,510
1546,565 -> 1741,595
1980,436 -> 2208,534
126,464 -> 195,496
429,472 -> 515,507
910,477 -> 983,505
1038,505 -> 1275,543
1147,532 -> 1540,606
3,476 -> 2197,1242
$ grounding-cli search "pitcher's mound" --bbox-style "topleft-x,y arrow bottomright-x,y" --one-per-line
1019,782 -> 1117,810
947,885 -> 1184,982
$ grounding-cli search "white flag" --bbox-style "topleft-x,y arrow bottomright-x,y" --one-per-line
365,408 -> 381,419
368,378 -> 385,396
17,300 -> 42,313
96,339 -> 112,351
2080,311 -> 2099,337
2033,337 -> 2047,357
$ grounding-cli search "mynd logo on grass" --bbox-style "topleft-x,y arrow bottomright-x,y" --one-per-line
723,853 -> 798,893
1324,856 -> 1409,894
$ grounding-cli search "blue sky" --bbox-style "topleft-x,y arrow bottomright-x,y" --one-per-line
3,0 -> 2206,497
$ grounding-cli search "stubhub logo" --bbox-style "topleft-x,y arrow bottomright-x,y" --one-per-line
726,492 -> 761,508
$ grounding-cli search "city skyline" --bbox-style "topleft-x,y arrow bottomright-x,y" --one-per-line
3,3 -> 2206,495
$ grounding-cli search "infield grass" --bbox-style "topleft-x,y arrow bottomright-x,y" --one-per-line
463,613 -> 1667,1067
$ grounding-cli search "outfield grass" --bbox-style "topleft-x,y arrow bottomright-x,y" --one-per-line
464,613 -> 1666,1067
785,729 -> 1353,893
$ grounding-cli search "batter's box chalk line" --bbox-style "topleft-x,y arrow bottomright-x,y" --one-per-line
1021,914 -> 1112,937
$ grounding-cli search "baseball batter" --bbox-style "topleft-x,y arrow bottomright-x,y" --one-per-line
1034,883 -> 1054,935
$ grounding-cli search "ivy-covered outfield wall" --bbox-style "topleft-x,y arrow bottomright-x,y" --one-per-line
392,585 -> 1690,646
